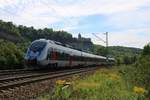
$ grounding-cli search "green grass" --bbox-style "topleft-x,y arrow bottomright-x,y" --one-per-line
39,67 -> 148,100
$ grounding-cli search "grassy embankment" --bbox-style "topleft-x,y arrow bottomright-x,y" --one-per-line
39,66 -> 148,100
39,44 -> 150,100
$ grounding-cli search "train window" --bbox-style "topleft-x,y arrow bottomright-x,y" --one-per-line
86,57 -> 88,61
61,52 -> 65,60
58,51 -> 69,60
30,41 -> 47,52
76,56 -> 80,61
81,57 -> 84,61
57,49 -> 64,60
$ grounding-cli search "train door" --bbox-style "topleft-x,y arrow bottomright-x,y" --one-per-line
51,48 -> 57,60
69,55 -> 73,67
69,52 -> 73,67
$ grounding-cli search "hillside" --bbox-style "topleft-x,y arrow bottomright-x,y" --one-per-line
93,45 -> 141,57
0,20 -> 93,52
0,31 -> 21,42
93,45 -> 141,65
109,46 -> 141,57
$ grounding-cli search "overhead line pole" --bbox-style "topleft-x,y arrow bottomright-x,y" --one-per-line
92,32 -> 109,65
105,32 -> 109,64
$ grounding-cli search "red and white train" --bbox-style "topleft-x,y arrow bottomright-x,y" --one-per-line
25,39 -> 114,68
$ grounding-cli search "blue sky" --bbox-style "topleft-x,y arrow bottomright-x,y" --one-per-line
0,0 -> 150,48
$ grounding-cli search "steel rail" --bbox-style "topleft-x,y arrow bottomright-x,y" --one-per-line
0,67 -> 97,90
0,68 -> 90,83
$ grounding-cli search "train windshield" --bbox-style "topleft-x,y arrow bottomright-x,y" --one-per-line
30,41 -> 47,52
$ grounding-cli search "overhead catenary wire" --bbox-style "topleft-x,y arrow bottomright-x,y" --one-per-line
92,33 -> 106,43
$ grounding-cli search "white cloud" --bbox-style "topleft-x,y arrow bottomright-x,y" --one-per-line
0,0 -> 150,47
1,0 -> 150,26
0,0 -> 62,28
106,8 -> 150,29
0,0 -> 19,7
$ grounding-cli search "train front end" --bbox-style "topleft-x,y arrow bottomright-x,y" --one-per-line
25,39 -> 47,66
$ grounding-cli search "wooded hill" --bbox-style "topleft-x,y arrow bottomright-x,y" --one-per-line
0,20 -> 93,51
93,45 -> 142,65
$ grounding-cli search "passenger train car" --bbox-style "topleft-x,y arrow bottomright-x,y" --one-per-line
25,39 -> 114,68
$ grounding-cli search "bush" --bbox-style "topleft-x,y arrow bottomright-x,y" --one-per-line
134,56 -> 150,96
0,39 -> 24,69
142,44 -> 150,55
118,56 -> 150,98
49,69 -> 146,100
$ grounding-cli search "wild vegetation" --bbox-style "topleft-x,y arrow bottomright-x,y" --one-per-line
119,44 -> 150,98
40,43 -> 150,100
40,68 -> 148,100
0,39 -> 24,69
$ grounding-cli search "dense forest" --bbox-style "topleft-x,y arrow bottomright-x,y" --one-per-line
0,20 -> 142,69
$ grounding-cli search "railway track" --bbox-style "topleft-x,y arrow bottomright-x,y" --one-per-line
0,67 -> 98,90
0,69 -> 33,76
0,68 -> 59,78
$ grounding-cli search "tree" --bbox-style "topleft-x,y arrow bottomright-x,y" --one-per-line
0,20 -> 20,36
116,58 -> 121,65
142,44 -> 150,55
123,55 -> 131,65
0,39 -> 24,69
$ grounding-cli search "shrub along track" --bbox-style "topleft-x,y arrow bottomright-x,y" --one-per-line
0,66 -> 99,100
